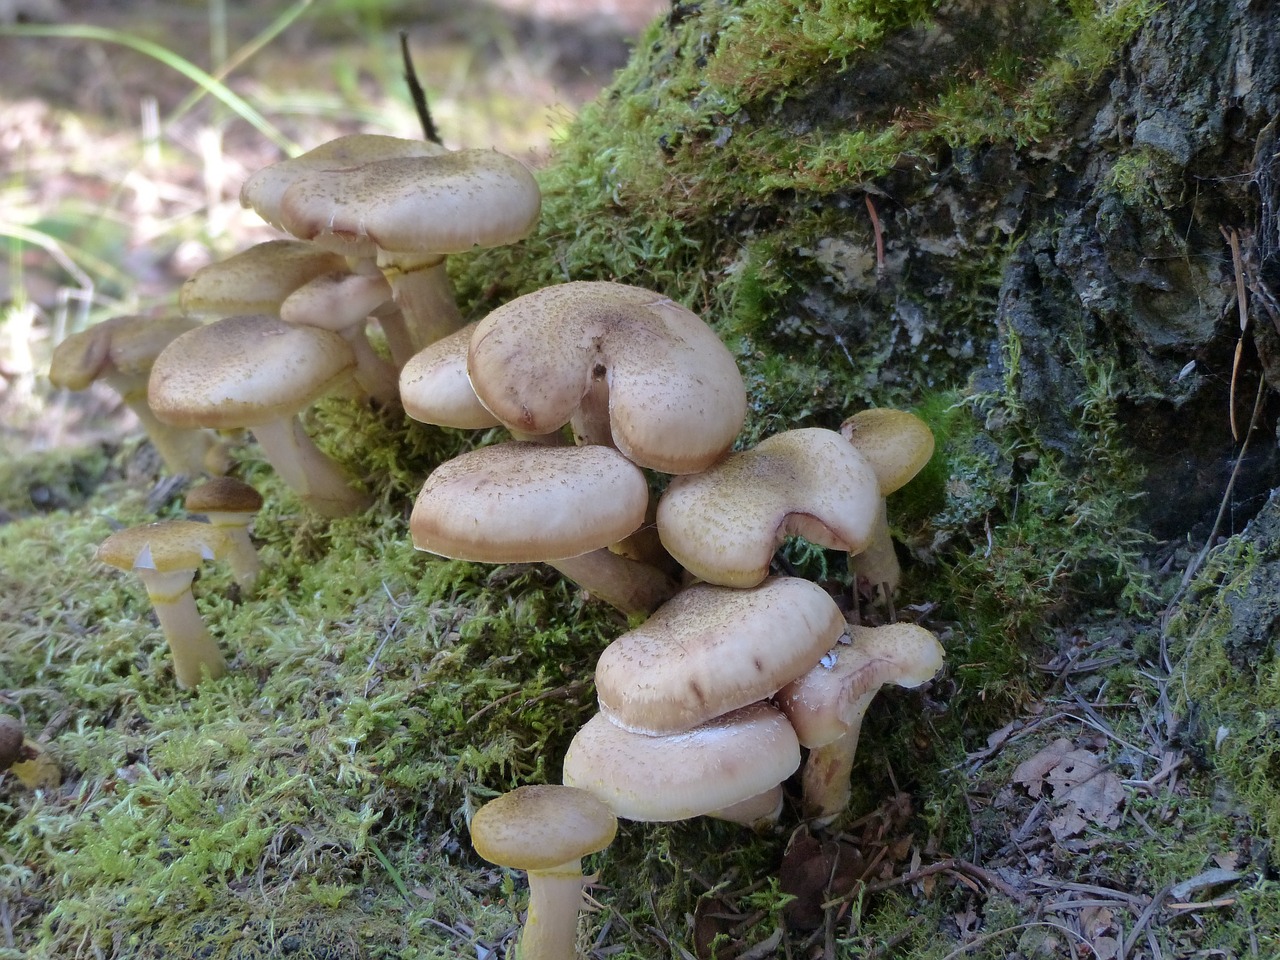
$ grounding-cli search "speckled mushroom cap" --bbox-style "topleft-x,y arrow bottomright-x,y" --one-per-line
96,520 -> 227,573
49,315 -> 201,391
273,148 -> 541,259
595,577 -> 847,735
775,623 -> 945,748
470,784 -> 617,872
184,476 -> 264,515
148,314 -> 356,430
468,281 -> 746,474
279,270 -> 393,332
240,134 -> 449,256
410,442 -> 649,563
398,322 -> 501,429
562,703 -> 801,822
656,427 -> 882,588
178,240 -> 349,320
0,716 -> 26,770
839,409 -> 935,495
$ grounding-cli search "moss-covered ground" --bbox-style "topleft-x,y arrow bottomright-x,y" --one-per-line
3,1 -> 1279,957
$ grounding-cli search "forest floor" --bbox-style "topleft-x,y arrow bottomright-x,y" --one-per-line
1,2 -> 1277,959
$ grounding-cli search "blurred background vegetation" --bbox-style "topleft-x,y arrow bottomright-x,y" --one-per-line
0,0 -> 665,460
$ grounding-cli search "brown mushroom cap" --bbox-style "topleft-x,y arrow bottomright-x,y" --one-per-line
0,716 -> 27,771
148,314 -> 356,430
184,476 -> 264,515
96,520 -> 226,574
178,240 -> 349,320
468,281 -> 746,474
410,442 -> 649,563
562,703 -> 801,822
240,134 -> 449,251
277,149 -> 542,259
399,322 -> 501,429
470,784 -> 617,872
656,428 -> 882,588
839,408 -> 935,495
49,315 -> 201,392
595,577 -> 847,735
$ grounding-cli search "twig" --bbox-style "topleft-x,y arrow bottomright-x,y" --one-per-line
465,679 -> 589,726
1118,883 -> 1172,960
400,31 -> 441,145
862,856 -> 1024,901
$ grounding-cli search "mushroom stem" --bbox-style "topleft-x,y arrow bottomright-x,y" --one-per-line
137,568 -> 228,689
251,416 -> 371,517
800,696 -> 875,824
848,500 -> 900,602
383,256 -> 465,352
548,548 -> 678,617
569,374 -> 613,449
520,861 -> 589,960
339,326 -> 399,403
217,522 -> 262,591
112,376 -> 220,476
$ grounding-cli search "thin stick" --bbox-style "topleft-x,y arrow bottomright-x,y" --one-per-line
400,31 -> 441,145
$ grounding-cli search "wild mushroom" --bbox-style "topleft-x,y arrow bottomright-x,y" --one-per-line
399,322 -> 501,429
242,135 -> 541,357
774,622 -> 944,823
148,314 -> 370,517
470,785 -> 617,960
655,428 -> 882,588
48,314 -> 227,476
178,239 -> 349,320
0,716 -> 58,791
839,409 -> 935,598
594,577 -> 847,736
562,702 -> 801,827
409,442 -> 678,615
467,281 -> 746,474
184,476 -> 264,591
96,520 -> 230,689
279,268 -> 399,403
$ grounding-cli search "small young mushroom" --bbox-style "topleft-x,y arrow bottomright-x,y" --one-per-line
48,314 -> 227,476
410,442 -> 678,615
467,281 -> 746,474
96,520 -> 230,689
774,622 -> 944,823
184,476 -> 265,591
839,409 -> 936,598
470,784 -> 617,960
148,314 -> 370,517
594,577 -> 846,736
0,716 -> 58,791
562,702 -> 801,827
655,428 -> 882,588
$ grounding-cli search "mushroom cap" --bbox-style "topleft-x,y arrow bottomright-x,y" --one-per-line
96,520 -> 227,573
399,322 -> 501,429
656,427 -> 882,588
839,409 -> 935,495
184,476 -> 264,515
775,623 -> 945,748
148,314 -> 356,430
275,149 -> 541,259
595,577 -> 847,735
240,134 -> 449,248
410,442 -> 649,563
178,240 -> 349,320
562,703 -> 801,822
468,281 -> 746,474
470,784 -> 617,872
279,270 -> 393,332
49,315 -> 201,391
0,716 -> 26,770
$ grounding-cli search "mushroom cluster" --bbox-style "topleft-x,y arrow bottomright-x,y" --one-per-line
390,278 -> 946,946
